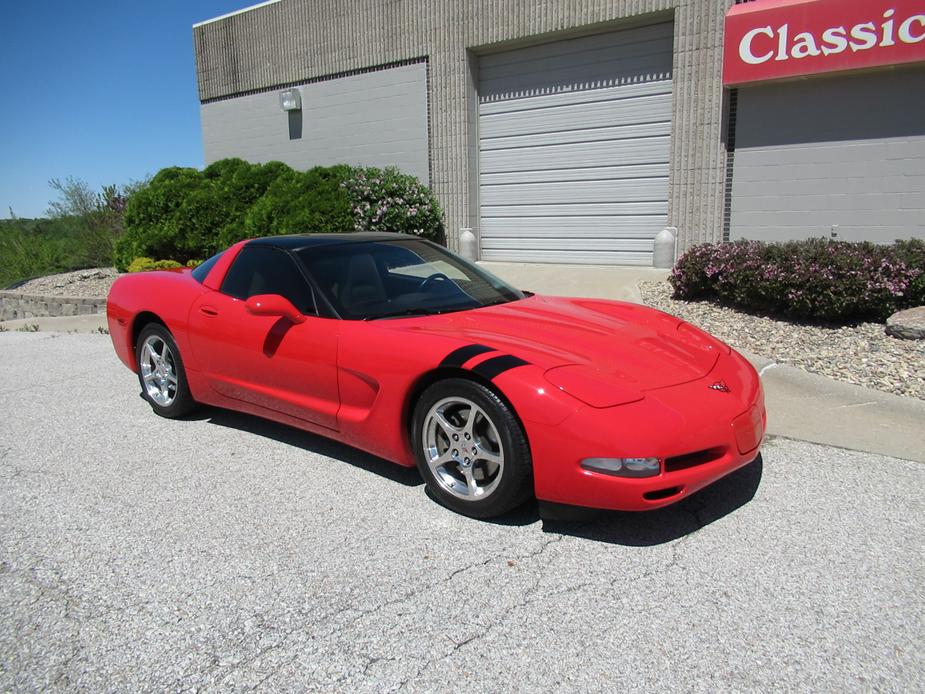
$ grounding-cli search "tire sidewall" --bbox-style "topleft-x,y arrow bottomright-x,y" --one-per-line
412,378 -> 532,518
135,324 -> 194,419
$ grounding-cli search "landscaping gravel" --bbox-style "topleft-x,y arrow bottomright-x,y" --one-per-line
13,267 -> 119,298
640,281 -> 925,401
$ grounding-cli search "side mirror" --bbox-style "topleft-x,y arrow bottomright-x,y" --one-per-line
245,294 -> 306,324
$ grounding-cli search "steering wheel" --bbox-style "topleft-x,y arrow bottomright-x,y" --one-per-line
417,272 -> 450,292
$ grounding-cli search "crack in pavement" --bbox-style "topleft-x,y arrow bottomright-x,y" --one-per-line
199,533 -> 573,691
390,533 -> 570,692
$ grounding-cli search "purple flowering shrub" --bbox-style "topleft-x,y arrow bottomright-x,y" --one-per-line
341,167 -> 443,242
670,238 -> 925,323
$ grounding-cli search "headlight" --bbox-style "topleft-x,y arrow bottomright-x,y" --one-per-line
580,457 -> 661,478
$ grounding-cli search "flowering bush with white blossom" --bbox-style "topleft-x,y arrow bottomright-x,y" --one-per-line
342,167 -> 443,242
670,238 -> 925,323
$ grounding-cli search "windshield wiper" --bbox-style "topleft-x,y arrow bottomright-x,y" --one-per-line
478,297 -> 516,308
364,307 -> 447,321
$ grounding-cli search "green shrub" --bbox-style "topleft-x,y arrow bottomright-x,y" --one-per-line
342,166 -> 444,242
127,257 -> 183,273
115,167 -> 206,270
210,159 -> 293,246
670,238 -> 924,323
114,159 -> 446,270
241,165 -> 354,240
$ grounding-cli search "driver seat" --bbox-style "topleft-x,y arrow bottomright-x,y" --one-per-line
340,253 -> 387,311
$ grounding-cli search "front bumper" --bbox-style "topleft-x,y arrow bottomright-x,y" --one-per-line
529,350 -> 766,512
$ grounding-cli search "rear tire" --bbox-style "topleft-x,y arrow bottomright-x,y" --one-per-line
412,378 -> 532,518
135,323 -> 196,419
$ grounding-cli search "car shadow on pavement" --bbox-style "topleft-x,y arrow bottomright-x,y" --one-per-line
536,456 -> 764,546
187,404 -> 762,545
196,407 -> 423,487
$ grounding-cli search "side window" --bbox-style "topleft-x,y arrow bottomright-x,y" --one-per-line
190,250 -> 224,284
220,246 -> 316,315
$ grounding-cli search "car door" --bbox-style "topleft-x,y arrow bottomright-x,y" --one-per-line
187,244 -> 340,430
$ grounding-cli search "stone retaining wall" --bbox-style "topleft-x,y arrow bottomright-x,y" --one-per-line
0,291 -> 106,321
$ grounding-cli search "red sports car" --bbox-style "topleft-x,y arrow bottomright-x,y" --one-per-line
107,233 -> 765,518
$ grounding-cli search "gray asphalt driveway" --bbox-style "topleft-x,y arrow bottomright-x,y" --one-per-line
1,332 -> 922,691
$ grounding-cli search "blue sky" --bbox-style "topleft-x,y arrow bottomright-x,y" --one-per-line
0,1 -> 251,219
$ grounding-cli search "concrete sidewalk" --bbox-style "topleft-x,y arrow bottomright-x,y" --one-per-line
0,313 -> 107,333
481,261 -> 925,464
481,261 -> 670,303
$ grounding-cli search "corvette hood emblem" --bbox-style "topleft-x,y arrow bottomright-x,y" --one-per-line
709,381 -> 731,393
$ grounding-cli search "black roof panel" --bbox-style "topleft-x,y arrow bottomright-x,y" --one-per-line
247,232 -> 419,251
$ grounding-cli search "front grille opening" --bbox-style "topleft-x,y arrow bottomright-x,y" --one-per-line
643,486 -> 683,501
665,447 -> 726,473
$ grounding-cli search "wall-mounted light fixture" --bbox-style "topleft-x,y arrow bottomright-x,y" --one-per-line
279,88 -> 302,112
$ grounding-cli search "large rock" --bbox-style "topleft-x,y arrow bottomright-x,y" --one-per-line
886,306 -> 925,340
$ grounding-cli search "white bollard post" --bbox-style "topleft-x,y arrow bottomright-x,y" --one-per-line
459,227 -> 478,261
653,226 -> 678,269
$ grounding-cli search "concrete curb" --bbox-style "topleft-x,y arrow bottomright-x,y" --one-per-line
0,313 -> 108,333
739,350 -> 925,464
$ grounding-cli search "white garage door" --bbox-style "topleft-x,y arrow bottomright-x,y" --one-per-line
478,22 -> 674,265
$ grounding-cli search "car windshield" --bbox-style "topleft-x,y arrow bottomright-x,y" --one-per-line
296,237 -> 524,320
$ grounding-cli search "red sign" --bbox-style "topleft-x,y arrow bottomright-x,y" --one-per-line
724,0 -> 925,86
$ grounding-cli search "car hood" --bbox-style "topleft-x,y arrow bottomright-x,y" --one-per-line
393,294 -> 724,392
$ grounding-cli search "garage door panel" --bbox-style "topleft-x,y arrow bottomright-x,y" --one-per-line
479,81 -> 671,116
480,30 -> 672,72
480,95 -> 672,139
480,45 -> 672,89
481,163 -> 668,185
483,201 -> 667,217
478,24 -> 674,264
481,121 -> 671,151
480,248 -> 654,265
480,22 -> 674,71
480,53 -> 672,99
481,178 -> 667,205
484,237 -> 656,251
481,137 -> 670,174
481,216 -> 667,237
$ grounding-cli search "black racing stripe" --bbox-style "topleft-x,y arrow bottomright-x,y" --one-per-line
439,344 -> 497,368
471,354 -> 530,381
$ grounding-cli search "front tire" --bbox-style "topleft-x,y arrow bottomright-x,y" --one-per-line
412,378 -> 532,518
135,323 -> 196,419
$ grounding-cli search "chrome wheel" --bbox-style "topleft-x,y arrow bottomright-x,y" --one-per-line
422,396 -> 505,501
139,335 -> 178,407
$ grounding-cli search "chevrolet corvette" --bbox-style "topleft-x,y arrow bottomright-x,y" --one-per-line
107,233 -> 765,518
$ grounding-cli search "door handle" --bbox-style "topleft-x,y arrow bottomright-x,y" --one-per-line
199,306 -> 219,316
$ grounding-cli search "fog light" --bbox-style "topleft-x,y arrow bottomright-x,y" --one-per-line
580,457 -> 661,478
